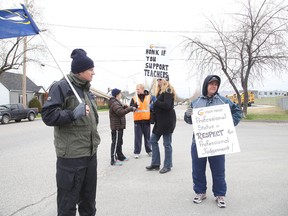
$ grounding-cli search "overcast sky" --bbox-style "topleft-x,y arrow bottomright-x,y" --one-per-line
2,0 -> 288,97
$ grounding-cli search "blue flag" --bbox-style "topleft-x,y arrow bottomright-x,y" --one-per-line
0,4 -> 40,39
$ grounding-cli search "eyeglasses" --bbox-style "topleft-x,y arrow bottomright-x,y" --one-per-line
157,79 -> 162,81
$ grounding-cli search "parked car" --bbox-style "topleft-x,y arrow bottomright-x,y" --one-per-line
0,103 -> 38,124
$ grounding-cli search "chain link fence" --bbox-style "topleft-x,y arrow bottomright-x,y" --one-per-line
279,97 -> 288,110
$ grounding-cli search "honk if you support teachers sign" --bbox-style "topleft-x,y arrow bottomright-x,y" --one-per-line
192,104 -> 240,158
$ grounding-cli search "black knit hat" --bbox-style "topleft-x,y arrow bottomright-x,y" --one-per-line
112,88 -> 121,97
71,49 -> 94,74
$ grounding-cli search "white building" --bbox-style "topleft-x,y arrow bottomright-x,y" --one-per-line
256,90 -> 287,98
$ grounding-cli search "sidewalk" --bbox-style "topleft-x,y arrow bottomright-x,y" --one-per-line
95,106 -> 288,216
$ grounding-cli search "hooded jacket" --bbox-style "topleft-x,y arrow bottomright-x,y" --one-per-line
42,73 -> 101,158
184,75 -> 242,126
108,97 -> 133,130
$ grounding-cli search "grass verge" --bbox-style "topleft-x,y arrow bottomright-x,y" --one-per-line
245,105 -> 288,121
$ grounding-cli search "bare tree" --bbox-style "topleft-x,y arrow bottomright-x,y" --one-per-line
0,0 -> 46,76
183,0 -> 288,117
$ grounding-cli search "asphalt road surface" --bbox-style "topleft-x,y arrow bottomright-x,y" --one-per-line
0,106 -> 287,216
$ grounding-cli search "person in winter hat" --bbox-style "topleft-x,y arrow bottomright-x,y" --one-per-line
184,75 -> 242,208
108,88 -> 136,166
42,48 -> 100,215
111,88 -> 121,97
71,48 -> 94,74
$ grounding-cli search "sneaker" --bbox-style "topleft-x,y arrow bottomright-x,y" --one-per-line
147,152 -> 152,157
134,154 -> 139,159
119,157 -> 129,162
111,160 -> 123,166
193,193 -> 207,204
215,196 -> 226,208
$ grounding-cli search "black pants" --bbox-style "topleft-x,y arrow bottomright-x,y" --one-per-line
111,129 -> 125,161
56,155 -> 97,216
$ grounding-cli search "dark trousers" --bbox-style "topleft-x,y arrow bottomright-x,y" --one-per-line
56,155 -> 97,216
134,123 -> 151,154
191,143 -> 227,196
111,129 -> 125,161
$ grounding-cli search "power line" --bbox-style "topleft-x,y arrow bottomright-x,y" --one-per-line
39,22 -> 215,34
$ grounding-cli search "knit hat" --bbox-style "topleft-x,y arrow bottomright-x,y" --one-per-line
71,49 -> 94,74
112,88 -> 121,97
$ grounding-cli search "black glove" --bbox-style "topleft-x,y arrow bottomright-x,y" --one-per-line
132,103 -> 139,108
73,103 -> 86,120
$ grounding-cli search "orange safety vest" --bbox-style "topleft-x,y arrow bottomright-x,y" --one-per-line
133,95 -> 151,121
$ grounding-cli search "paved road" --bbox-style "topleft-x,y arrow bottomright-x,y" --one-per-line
0,106 -> 288,216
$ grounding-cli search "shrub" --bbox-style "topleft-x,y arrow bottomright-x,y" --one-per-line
97,105 -> 109,110
29,97 -> 42,112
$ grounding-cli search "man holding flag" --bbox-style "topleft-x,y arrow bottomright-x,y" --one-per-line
42,49 -> 100,216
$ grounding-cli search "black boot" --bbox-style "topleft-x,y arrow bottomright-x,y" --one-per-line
145,165 -> 160,171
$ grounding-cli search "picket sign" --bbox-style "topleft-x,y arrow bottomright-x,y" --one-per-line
144,44 -> 170,80
191,104 -> 240,158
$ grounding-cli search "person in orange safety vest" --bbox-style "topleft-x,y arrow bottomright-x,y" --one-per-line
130,84 -> 153,159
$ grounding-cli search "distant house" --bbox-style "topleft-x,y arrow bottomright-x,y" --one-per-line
0,72 -> 44,106
90,87 -> 111,106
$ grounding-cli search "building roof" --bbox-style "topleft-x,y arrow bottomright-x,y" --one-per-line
0,72 -> 42,92
90,87 -> 111,99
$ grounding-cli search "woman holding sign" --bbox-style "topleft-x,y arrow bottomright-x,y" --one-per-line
146,78 -> 176,174
184,75 -> 242,208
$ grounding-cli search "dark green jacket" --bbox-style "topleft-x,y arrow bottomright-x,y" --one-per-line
42,73 -> 101,158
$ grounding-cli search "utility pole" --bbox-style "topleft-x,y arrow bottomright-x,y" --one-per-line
22,0 -> 28,107
22,36 -> 27,107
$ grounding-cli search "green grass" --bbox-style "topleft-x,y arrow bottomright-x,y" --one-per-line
254,97 -> 282,106
245,113 -> 288,121
245,97 -> 288,121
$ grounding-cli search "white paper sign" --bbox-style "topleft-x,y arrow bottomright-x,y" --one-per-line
144,44 -> 170,80
192,104 -> 240,158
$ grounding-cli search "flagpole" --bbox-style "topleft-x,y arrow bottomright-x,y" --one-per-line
39,33 -> 82,103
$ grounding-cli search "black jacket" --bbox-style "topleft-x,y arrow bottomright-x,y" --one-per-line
152,89 -> 176,136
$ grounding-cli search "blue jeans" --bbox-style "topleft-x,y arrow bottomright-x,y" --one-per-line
150,133 -> 173,169
191,142 -> 226,196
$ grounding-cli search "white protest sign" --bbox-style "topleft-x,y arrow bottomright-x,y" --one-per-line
144,44 -> 170,80
192,104 -> 240,158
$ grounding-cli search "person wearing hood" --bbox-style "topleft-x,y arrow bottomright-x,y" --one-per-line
42,49 -> 100,215
184,75 -> 242,208
108,88 -> 136,166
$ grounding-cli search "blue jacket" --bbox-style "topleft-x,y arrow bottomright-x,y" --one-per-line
184,75 -> 242,126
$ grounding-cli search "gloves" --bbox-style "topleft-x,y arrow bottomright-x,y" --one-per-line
132,103 -> 139,109
185,107 -> 193,117
73,102 -> 86,120
131,106 -> 137,112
